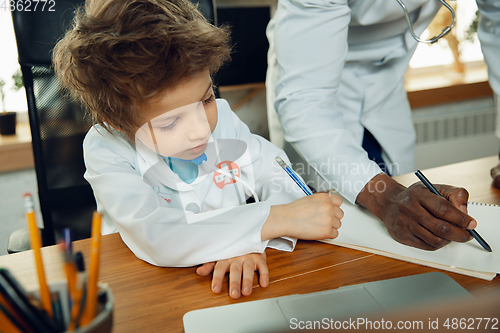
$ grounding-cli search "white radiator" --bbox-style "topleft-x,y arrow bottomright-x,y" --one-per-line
412,97 -> 499,170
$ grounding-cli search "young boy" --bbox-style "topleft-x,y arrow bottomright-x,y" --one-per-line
53,0 -> 343,299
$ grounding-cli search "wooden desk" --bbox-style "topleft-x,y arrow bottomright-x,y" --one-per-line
1,156 -> 499,332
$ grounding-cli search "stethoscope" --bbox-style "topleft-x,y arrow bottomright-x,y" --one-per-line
396,0 -> 456,43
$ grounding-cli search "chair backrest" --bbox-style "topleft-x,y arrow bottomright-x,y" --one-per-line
12,0 -> 96,246
192,0 -> 216,24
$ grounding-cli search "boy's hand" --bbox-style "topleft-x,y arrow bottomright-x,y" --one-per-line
196,252 -> 269,300
262,193 -> 343,241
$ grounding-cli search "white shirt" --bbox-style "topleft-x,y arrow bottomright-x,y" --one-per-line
477,0 -> 500,138
83,99 -> 304,267
267,0 -> 500,203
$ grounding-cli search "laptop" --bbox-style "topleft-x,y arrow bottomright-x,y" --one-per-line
183,272 -> 472,333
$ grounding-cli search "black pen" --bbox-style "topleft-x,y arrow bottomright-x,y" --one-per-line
415,170 -> 492,252
0,269 -> 57,333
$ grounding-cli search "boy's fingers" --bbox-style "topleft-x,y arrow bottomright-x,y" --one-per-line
329,193 -> 343,207
211,260 -> 229,294
241,260 -> 255,296
331,217 -> 342,230
328,227 -> 339,240
229,261 -> 242,299
333,206 -> 344,221
256,258 -> 269,288
196,262 -> 215,276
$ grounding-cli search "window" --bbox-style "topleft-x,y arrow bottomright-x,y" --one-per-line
0,11 -> 27,113
406,1 -> 486,92
410,0 -> 482,68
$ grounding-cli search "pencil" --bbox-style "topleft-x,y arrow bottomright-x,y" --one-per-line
80,211 -> 102,326
415,170 -> 492,252
0,304 -> 24,333
275,156 -> 313,196
69,252 -> 86,331
61,243 -> 77,317
24,193 -> 53,318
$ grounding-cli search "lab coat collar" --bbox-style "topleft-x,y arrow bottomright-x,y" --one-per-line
136,136 -> 251,192
135,138 -> 214,191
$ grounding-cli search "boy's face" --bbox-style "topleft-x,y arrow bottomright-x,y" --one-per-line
135,70 -> 218,160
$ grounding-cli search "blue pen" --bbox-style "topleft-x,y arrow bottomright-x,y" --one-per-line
63,228 -> 72,256
275,156 -> 313,196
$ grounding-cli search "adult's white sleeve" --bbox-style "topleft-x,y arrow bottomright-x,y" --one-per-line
272,0 -> 381,204
476,0 -> 500,138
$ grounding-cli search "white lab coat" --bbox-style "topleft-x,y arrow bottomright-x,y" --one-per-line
83,99 -> 303,267
477,0 -> 500,138
267,0 -> 500,204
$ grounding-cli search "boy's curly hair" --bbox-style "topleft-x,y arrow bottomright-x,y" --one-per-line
53,0 -> 231,139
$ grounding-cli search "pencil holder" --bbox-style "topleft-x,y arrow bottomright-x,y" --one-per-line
71,282 -> 113,333
29,280 -> 114,333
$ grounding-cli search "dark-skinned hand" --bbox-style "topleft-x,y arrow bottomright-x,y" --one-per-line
491,162 -> 500,189
356,173 -> 477,251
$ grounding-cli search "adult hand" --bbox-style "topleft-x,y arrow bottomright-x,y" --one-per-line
356,173 -> 476,251
490,162 -> 500,188
262,193 -> 343,241
196,252 -> 269,300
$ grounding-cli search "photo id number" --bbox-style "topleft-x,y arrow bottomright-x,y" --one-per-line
1,0 -> 56,11
443,318 -> 499,330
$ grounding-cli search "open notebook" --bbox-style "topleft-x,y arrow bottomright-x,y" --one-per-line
322,201 -> 500,280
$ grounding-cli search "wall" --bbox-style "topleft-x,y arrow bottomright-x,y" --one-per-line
413,97 -> 499,170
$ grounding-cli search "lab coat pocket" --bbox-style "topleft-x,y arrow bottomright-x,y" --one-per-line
153,186 -> 173,206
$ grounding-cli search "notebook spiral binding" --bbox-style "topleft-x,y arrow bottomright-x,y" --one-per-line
468,201 -> 500,207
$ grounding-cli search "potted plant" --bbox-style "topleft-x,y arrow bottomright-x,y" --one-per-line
0,78 -> 17,136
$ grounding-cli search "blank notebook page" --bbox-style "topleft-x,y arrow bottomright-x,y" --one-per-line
322,201 -> 500,279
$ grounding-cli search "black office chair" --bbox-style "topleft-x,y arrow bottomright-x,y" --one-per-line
8,0 -> 96,252
7,0 -> 216,253
193,0 -> 216,24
